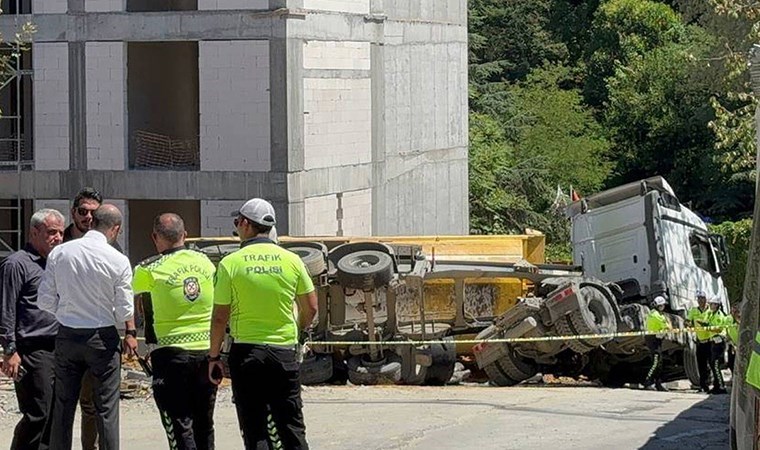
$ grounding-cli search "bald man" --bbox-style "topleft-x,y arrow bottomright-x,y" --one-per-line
133,213 -> 218,450
38,204 -> 134,450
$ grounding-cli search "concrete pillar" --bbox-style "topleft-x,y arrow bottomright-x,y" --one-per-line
303,0 -> 369,13
85,0 -> 125,11
86,42 -> 127,170
198,0 -> 268,10
199,41 -> 271,172
33,0 -> 67,13
200,200 -> 242,237
33,43 -> 70,171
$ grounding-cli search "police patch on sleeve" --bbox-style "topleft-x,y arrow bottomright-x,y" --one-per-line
183,277 -> 201,302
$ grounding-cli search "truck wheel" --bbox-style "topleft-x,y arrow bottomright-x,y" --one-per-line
288,246 -> 327,277
556,285 -> 617,353
683,339 -> 711,388
337,250 -> 393,290
598,365 -> 628,388
483,345 -> 537,387
329,354 -> 349,385
299,353 -> 333,385
423,337 -> 457,386
347,354 -> 402,385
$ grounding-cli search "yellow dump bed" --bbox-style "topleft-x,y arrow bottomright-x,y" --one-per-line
187,234 -> 547,354
188,233 -> 545,264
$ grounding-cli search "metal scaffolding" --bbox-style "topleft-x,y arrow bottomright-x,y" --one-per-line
0,0 -> 34,256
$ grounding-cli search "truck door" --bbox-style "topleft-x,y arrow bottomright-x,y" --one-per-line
663,222 -> 724,310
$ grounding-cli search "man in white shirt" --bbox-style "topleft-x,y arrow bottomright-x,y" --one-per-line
38,204 -> 133,450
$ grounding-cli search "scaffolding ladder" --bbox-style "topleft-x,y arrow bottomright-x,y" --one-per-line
0,3 -> 33,257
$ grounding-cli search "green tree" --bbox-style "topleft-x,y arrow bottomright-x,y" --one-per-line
469,66 -> 612,243
512,65 -> 612,196
585,0 -> 687,106
672,0 -> 757,182
604,24 -> 754,218
469,0 -> 568,84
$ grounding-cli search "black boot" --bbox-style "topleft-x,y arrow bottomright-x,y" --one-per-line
655,382 -> 668,392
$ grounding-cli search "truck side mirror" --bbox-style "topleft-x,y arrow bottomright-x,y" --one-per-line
709,233 -> 730,270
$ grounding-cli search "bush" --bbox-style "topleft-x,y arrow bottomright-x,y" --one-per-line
709,219 -> 752,304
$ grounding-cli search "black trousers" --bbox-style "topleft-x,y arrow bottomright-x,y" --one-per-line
42,326 -> 122,450
229,344 -> 309,450
710,340 -> 726,390
643,336 -> 663,386
151,347 -> 218,450
696,341 -> 712,391
12,337 -> 56,450
79,370 -> 99,450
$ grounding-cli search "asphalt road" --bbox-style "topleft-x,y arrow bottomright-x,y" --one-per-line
0,383 -> 729,449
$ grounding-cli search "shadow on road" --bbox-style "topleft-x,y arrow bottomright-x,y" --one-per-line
639,393 -> 729,450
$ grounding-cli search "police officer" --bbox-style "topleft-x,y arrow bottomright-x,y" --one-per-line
745,321 -> 760,390
132,213 -> 217,449
643,296 -> 672,391
724,306 -> 739,374
208,198 -> 318,450
706,297 -> 727,394
687,290 -> 712,392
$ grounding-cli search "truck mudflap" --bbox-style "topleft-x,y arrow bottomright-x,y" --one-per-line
543,283 -> 581,325
473,317 -> 538,368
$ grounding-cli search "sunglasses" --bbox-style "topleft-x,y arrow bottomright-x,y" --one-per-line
76,207 -> 96,217
233,216 -> 246,227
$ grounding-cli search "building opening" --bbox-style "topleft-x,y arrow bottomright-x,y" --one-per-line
127,42 -> 199,171
127,200 -> 200,263
127,0 -> 197,12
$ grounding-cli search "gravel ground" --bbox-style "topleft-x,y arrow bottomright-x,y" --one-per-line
0,377 -> 729,449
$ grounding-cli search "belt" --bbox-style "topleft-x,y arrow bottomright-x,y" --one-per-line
157,331 -> 210,347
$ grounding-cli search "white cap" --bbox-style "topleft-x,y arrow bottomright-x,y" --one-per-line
233,198 -> 276,227
708,297 -> 721,305
653,296 -> 667,306
696,290 -> 707,299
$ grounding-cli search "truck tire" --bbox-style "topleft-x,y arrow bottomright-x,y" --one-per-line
337,250 -> 393,290
684,338 -> 711,387
483,345 -> 537,387
299,353 -> 333,385
423,337 -> 457,386
288,246 -> 327,277
555,285 -> 617,353
347,353 -> 402,385
598,364 -> 629,388
329,354 -> 349,385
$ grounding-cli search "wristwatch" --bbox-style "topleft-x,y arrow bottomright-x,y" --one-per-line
3,342 -> 16,356
207,354 -> 221,362
125,329 -> 138,338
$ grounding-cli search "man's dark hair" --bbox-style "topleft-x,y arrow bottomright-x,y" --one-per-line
72,187 -> 103,208
250,221 -> 272,236
153,213 -> 185,244
92,205 -> 122,231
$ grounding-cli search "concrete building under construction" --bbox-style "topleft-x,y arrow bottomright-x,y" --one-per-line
0,0 -> 469,261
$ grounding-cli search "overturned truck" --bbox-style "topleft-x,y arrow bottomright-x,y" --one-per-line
188,234 -> 546,385
474,176 -> 731,386
188,177 -> 730,387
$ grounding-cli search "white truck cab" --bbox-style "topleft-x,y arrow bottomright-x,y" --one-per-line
569,176 -> 730,315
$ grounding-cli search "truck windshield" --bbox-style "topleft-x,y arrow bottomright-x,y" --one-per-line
690,233 -> 718,273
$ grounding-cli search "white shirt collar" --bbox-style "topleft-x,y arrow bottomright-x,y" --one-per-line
83,230 -> 108,243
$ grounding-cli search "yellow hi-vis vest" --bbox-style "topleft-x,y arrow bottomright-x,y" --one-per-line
746,332 -> 760,390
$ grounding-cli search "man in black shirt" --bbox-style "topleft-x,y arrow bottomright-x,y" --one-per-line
0,208 -> 65,450
64,187 -> 123,253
